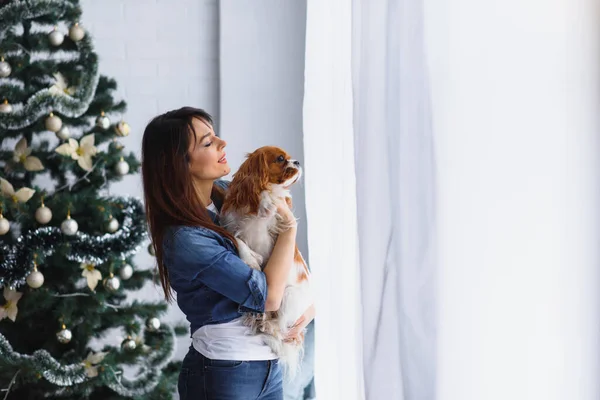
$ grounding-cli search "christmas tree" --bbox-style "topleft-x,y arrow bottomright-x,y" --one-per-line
0,1 -> 184,398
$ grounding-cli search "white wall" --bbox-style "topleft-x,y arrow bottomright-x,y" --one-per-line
219,0 -> 309,258
80,0 -> 220,361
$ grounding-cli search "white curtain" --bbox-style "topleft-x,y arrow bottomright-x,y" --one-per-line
352,1 -> 437,399
304,0 -> 436,399
426,0 -> 600,398
303,2 -> 365,400
305,0 -> 600,399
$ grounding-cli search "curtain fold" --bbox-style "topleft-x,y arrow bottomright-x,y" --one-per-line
303,1 -> 365,400
352,0 -> 437,399
304,0 -> 436,398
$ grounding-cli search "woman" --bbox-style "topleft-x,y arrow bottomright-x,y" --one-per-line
141,107 -> 315,400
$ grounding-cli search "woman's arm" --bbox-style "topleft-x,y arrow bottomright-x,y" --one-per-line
262,201 -> 298,311
165,227 -> 269,313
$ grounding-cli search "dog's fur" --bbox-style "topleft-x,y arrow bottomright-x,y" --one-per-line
220,146 -> 312,377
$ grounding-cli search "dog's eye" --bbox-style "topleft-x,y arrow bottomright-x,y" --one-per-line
276,155 -> 285,163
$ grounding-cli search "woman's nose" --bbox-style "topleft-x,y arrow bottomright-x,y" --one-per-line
218,138 -> 227,149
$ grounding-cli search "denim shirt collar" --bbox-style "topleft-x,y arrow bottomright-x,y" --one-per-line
207,209 -> 219,224
207,179 -> 229,224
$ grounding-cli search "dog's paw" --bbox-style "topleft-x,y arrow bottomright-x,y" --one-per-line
236,238 -> 263,270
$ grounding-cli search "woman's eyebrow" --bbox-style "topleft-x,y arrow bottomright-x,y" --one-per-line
199,132 -> 212,141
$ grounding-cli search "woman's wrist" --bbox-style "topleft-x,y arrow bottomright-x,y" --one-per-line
280,223 -> 298,235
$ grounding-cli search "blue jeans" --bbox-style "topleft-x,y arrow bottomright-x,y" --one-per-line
283,321 -> 316,400
179,345 -> 283,400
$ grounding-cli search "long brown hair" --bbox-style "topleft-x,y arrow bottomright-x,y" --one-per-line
141,107 -> 238,302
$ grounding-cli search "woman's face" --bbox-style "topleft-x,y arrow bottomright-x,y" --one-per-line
187,118 -> 230,180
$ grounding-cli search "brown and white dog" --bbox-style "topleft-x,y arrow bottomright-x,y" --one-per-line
220,146 -> 311,376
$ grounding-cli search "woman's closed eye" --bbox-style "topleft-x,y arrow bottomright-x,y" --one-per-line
204,141 -> 213,147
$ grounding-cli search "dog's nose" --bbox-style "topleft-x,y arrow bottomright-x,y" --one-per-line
293,160 -> 300,167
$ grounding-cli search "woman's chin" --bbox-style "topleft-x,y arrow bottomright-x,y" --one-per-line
219,164 -> 231,177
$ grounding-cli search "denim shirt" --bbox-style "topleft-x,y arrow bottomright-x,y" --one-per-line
162,180 -> 267,335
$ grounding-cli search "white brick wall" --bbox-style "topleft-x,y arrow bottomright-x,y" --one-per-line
79,0 -> 220,362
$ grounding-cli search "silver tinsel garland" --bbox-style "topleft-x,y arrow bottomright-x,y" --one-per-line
0,0 -> 79,21
0,326 -> 176,397
0,196 -> 147,289
0,333 -> 87,386
0,0 -> 100,130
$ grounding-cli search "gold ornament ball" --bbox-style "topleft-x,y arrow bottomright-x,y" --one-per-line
0,100 -> 12,114
60,216 -> 78,236
121,336 -> 136,351
45,113 -> 63,132
48,29 -> 64,46
0,59 -> 11,78
69,23 -> 85,42
26,269 -> 44,289
115,159 -> 130,176
0,217 -> 10,235
56,126 -> 71,140
115,121 -> 130,137
35,206 -> 53,224
103,273 -> 121,292
96,113 -> 111,130
56,325 -> 72,344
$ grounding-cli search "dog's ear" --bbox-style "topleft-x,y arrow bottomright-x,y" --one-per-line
228,150 -> 271,213
232,175 -> 263,213
237,150 -> 270,189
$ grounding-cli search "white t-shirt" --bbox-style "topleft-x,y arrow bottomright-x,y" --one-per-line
191,203 -> 277,360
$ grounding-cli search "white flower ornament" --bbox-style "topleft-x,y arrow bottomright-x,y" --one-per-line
55,134 -> 98,171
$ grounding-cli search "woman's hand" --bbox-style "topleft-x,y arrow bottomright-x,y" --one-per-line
276,200 -> 297,230
284,304 -> 316,344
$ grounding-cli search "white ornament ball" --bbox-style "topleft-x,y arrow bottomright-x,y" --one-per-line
35,206 -> 53,224
103,274 -> 121,292
0,217 -> 10,235
56,126 -> 71,140
0,100 -> 12,114
96,114 -> 111,130
115,159 -> 129,176
57,326 -> 72,344
106,217 -> 119,233
0,60 -> 11,78
69,23 -> 85,42
45,113 -> 62,132
26,269 -> 44,289
48,29 -> 64,46
147,243 -> 155,256
119,264 -> 133,280
61,217 -> 78,236
121,337 -> 136,351
115,121 -> 130,137
146,317 -> 161,332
